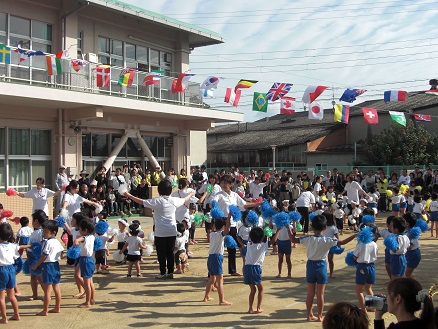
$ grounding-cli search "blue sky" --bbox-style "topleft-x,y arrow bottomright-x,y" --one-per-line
123,0 -> 438,122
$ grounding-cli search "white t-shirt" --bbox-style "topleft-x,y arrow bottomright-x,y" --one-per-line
23,188 -> 56,216
117,230 -> 129,243
354,241 -> 378,263
125,236 -> 143,255
249,182 -> 266,198
430,200 -> 438,212
64,192 -> 86,224
79,235 -> 95,257
300,235 -> 338,261
171,188 -> 198,223
334,209 -> 345,219
391,194 -> 402,204
95,233 -> 111,251
142,196 -> 186,237
212,190 -> 247,228
42,238 -> 64,262
245,242 -> 268,266
313,182 -> 321,197
28,228 -> 43,253
378,228 -> 391,239
322,225 -> 338,238
17,226 -> 33,239
0,242 -> 20,266
413,202 -> 424,214
174,235 -> 186,253
389,235 -> 410,255
208,231 -> 224,255
198,184 -> 221,208
344,181 -> 362,204
295,191 -> 316,208
238,225 -> 251,241
276,225 -> 292,241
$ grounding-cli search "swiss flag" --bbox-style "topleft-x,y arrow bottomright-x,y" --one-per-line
280,96 -> 295,115
362,108 -> 378,124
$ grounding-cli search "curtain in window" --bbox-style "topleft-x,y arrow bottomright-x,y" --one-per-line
9,159 -> 29,191
8,129 -> 29,155
31,130 -> 51,155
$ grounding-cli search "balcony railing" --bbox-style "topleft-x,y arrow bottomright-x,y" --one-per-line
0,51 -> 207,108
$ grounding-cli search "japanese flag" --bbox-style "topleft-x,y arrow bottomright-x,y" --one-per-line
308,101 -> 324,120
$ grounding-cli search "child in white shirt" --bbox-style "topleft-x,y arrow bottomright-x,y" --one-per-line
174,223 -> 187,274
429,192 -> 438,237
16,217 -> 32,256
120,223 -> 148,277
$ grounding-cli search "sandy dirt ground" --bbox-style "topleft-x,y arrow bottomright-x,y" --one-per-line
4,215 -> 438,329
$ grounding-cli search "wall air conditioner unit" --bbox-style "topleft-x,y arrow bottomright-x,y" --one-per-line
86,53 -> 98,63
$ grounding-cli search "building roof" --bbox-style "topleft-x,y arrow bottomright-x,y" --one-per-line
208,122 -> 342,152
87,0 -> 224,48
349,91 -> 438,116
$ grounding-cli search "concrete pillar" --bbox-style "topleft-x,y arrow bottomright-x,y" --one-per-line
136,131 -> 166,179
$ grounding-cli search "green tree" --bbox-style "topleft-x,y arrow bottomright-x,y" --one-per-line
363,121 -> 438,165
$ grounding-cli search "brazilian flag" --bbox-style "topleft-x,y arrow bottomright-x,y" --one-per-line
253,92 -> 268,112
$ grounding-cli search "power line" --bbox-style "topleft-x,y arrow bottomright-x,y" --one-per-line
191,8 -> 438,25
162,0 -> 434,16
190,44 -> 438,63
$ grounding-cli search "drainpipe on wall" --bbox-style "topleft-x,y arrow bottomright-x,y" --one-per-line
61,1 -> 90,49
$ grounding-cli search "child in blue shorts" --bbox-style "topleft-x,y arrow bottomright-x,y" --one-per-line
244,227 -> 268,314
73,218 -> 95,308
284,215 -> 355,322
429,192 -> 438,238
203,217 -> 231,305
0,223 -> 21,323
377,216 -> 395,279
403,213 -> 422,279
388,216 -> 410,280
352,228 -> 378,312
272,221 -> 295,278
31,220 -> 64,316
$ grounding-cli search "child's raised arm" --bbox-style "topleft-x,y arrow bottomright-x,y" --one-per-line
337,233 -> 356,246
286,227 -> 300,244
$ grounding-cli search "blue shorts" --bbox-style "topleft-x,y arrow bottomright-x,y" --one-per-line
400,202 -> 407,209
306,260 -> 327,284
0,265 -> 16,290
243,264 -> 262,285
355,263 -> 376,285
430,212 -> 438,222
240,240 -> 248,257
413,212 -> 422,220
277,239 -> 292,255
27,252 -> 42,277
367,202 -> 377,209
392,203 -> 400,212
390,254 -> 407,277
41,262 -> 61,284
384,248 -> 390,264
79,256 -> 95,279
207,254 -> 224,276
406,248 -> 421,269
18,236 -> 30,245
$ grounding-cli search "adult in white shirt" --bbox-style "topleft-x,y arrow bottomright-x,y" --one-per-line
249,177 -> 266,198
124,180 -> 194,279
296,187 -> 316,234
212,174 -> 261,276
313,176 -> 322,199
111,167 -> 126,191
17,177 -> 62,217
341,173 -> 369,212
55,165 -> 69,214
398,169 -> 411,186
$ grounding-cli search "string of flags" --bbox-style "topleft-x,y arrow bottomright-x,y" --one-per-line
0,42 -> 436,124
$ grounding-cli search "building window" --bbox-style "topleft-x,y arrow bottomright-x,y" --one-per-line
0,128 -> 52,191
77,30 -> 83,59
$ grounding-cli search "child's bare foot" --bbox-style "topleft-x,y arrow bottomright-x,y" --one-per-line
27,295 -> 38,301
78,303 -> 91,308
255,308 -> 263,313
174,270 -> 182,274
212,286 -> 217,292
15,293 -> 22,297
10,315 -> 20,321
247,309 -> 255,314
203,296 -> 213,302
73,292 -> 86,299
48,308 -> 60,313
219,300 -> 232,306
329,274 -> 336,279
307,314 -> 318,321
317,315 -> 324,322
275,274 -> 281,278
90,299 -> 95,305
0,318 -> 8,324
287,274 -> 292,278
36,311 -> 48,316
